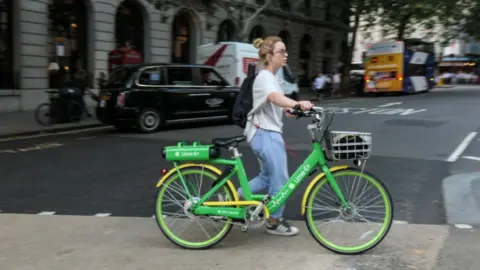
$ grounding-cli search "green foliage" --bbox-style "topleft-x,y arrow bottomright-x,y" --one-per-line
374,0 -> 439,40
454,0 -> 480,41
365,0 -> 479,44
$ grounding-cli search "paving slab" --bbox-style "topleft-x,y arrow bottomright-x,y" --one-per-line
0,214 -> 450,270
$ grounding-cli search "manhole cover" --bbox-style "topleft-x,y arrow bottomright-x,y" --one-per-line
385,119 -> 446,128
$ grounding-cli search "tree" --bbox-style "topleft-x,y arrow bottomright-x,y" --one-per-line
437,0 -> 479,46
374,0 -> 477,42
338,0 -> 380,95
374,0 -> 436,40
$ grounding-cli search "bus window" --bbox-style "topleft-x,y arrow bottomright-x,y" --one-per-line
407,65 -> 426,76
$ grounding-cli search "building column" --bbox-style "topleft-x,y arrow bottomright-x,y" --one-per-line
18,0 -> 49,111
90,0 -> 114,81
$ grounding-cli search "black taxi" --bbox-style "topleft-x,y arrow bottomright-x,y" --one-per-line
96,63 -> 240,133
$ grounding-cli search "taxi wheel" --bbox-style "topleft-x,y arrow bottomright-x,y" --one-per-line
136,108 -> 163,133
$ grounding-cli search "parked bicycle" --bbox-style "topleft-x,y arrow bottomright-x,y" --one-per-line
34,88 -> 86,126
154,105 -> 393,254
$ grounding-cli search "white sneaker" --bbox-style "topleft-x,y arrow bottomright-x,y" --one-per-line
265,218 -> 299,236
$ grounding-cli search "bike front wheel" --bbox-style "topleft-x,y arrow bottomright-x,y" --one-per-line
155,164 -> 237,249
34,103 -> 55,126
304,167 -> 393,255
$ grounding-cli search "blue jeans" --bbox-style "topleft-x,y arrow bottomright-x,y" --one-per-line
237,129 -> 289,219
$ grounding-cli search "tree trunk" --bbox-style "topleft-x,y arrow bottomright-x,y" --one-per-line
396,14 -> 412,40
340,0 -> 363,96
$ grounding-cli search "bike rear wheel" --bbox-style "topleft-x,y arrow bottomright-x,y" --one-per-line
304,167 -> 393,255
155,165 -> 236,249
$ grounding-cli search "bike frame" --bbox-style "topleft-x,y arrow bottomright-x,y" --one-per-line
172,138 -> 350,220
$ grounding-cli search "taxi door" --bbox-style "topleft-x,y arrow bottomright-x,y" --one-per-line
165,67 -> 207,119
192,67 -> 235,118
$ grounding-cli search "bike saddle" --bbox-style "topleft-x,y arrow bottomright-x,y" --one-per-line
212,135 -> 246,148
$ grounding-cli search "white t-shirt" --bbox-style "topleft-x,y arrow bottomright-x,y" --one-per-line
244,69 -> 284,143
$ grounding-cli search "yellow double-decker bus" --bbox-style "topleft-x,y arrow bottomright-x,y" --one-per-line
364,39 -> 436,93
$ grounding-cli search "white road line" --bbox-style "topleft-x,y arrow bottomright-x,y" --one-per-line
0,126 -> 109,142
94,213 -> 111,217
38,211 -> 56,215
393,220 -> 408,224
377,102 -> 402,108
76,136 -> 96,140
454,224 -> 473,229
462,156 -> 480,162
447,132 -> 478,162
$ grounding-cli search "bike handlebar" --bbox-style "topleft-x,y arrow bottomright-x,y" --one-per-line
288,104 -> 326,118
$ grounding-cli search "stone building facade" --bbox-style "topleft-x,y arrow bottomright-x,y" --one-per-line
0,0 -> 347,113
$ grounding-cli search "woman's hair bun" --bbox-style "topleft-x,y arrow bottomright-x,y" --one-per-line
253,38 -> 264,49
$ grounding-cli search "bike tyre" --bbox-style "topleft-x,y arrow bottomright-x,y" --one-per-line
34,103 -> 55,126
304,167 -> 394,255
155,164 -> 236,250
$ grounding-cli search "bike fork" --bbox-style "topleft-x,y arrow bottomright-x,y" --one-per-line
322,166 -> 350,210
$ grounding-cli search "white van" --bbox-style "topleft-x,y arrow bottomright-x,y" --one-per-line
197,41 -> 299,100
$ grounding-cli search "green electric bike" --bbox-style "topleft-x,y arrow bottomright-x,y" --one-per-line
154,106 -> 393,254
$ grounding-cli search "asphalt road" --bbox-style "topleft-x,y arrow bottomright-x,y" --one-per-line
2,86 -> 480,269
1,86 -> 479,225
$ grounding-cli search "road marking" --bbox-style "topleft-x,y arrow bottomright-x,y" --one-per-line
393,220 -> 408,224
0,142 -> 63,154
0,126 -> 109,142
76,136 -> 96,140
462,156 -> 480,162
0,149 -> 17,153
378,102 -> 402,107
38,211 -> 55,215
447,132 -> 478,162
324,107 -> 427,116
454,224 -> 473,229
94,213 -> 111,217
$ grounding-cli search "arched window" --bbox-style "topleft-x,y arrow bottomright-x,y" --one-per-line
298,34 -> 313,86
217,20 -> 235,42
0,0 -> 13,89
278,30 -> 290,49
116,0 -> 145,57
299,34 -> 312,60
249,25 -> 266,43
324,33 -> 333,52
171,10 -> 192,63
279,0 -> 289,11
48,0 -> 88,81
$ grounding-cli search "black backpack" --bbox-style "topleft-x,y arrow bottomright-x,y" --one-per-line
232,63 -> 257,128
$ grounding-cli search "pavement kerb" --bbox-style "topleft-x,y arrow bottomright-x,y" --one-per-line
0,123 -> 107,140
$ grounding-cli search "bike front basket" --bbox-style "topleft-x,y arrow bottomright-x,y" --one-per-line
325,131 -> 372,161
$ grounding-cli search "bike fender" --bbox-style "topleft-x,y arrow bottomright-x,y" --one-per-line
155,163 -> 240,202
301,165 -> 349,215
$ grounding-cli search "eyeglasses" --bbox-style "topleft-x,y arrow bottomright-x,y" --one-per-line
273,50 -> 288,56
